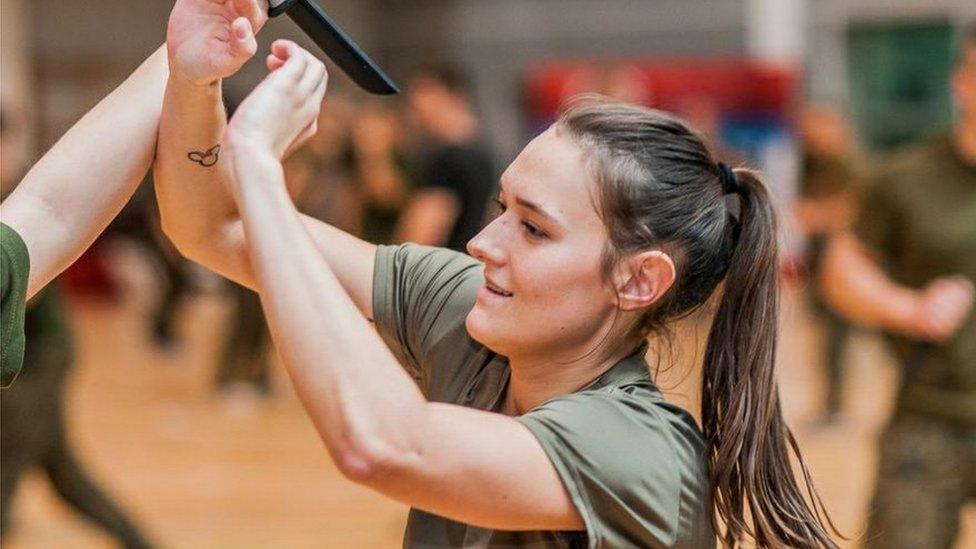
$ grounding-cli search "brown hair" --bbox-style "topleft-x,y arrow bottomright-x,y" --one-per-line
558,96 -> 840,547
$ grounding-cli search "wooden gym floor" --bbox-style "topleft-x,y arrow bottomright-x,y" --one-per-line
2,251 -> 974,548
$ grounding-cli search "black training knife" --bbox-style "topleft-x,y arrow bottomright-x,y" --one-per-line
268,0 -> 399,95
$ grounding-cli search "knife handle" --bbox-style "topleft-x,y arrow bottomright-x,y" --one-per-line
268,0 -> 399,95
269,0 -> 300,18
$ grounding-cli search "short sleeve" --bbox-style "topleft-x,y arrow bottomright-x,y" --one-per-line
517,390 -> 699,548
372,243 -> 483,381
1,223 -> 30,388
852,172 -> 905,267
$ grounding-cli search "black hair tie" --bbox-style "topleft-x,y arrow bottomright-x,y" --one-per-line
717,162 -> 738,194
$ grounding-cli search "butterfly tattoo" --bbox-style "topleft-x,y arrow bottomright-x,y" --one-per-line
187,144 -> 221,167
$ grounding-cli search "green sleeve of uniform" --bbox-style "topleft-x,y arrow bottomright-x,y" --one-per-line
517,390 -> 704,548
371,243 -> 483,379
852,172 -> 905,267
1,223 -> 30,388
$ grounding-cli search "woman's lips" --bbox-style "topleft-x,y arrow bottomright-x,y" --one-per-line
478,276 -> 513,303
485,281 -> 512,297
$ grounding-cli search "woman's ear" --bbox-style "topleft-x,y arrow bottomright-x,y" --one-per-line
615,251 -> 676,311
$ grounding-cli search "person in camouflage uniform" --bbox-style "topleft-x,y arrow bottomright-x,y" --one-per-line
823,28 -> 976,548
0,111 -> 153,548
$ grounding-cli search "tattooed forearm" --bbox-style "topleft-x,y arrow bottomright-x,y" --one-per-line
187,144 -> 221,167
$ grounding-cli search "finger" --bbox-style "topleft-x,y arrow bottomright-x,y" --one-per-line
293,80 -> 324,142
297,58 -> 326,96
271,40 -> 308,82
298,63 -> 327,118
271,40 -> 299,62
229,17 -> 257,60
266,53 -> 286,72
232,0 -> 267,32
310,68 -> 328,108
297,91 -> 323,131
294,81 -> 326,135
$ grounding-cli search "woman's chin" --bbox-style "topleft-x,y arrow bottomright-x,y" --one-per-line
465,308 -> 507,352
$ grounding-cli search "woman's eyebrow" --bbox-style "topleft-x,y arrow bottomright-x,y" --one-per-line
498,177 -> 563,229
514,196 -> 562,228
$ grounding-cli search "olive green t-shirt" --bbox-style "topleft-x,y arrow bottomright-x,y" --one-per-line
800,151 -> 860,201
1,222 -> 30,388
372,243 -> 714,548
853,134 -> 976,426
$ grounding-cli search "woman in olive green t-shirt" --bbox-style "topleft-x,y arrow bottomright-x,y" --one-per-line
162,44 -> 839,548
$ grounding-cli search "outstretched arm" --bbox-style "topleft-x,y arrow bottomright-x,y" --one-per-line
1,47 -> 167,299
821,232 -> 974,342
225,42 -> 582,531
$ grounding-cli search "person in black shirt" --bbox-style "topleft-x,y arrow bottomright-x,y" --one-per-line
397,65 -> 496,252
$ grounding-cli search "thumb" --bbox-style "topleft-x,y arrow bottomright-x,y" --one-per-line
229,17 -> 258,61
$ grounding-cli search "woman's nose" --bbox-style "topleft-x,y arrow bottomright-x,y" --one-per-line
467,218 -> 506,265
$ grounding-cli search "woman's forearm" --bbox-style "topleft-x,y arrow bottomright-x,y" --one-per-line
2,46 -> 168,298
229,143 -> 428,476
152,69 -> 259,287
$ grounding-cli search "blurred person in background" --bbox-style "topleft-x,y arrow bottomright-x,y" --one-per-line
347,100 -> 412,244
216,277 -> 275,395
795,106 -> 862,424
397,65 -> 496,251
823,27 -> 976,549
108,173 -> 192,352
0,108 -> 154,548
284,92 -> 360,234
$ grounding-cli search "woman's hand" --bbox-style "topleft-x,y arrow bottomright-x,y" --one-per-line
167,0 -> 269,86
226,40 -> 328,162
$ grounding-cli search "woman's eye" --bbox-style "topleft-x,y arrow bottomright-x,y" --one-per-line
522,222 -> 547,239
492,197 -> 546,239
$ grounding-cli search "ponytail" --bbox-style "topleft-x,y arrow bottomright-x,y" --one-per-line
556,98 -> 841,547
702,168 -> 840,547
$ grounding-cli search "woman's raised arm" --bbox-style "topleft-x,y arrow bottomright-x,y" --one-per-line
154,1 -> 377,317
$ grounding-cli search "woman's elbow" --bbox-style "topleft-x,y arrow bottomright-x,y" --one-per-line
333,433 -> 422,488
335,448 -> 381,483
158,218 -> 204,262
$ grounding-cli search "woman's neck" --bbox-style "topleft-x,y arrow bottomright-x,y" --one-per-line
502,339 -> 639,416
